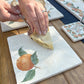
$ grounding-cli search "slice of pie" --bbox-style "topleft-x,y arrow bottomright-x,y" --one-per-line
30,30 -> 53,50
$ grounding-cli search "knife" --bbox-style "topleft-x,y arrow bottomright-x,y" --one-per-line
19,14 -> 31,29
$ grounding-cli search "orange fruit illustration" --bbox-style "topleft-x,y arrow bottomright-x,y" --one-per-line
16,54 -> 34,71
72,8 -> 81,13
64,26 -> 67,28
78,34 -> 82,37
67,30 -> 71,32
68,25 -> 71,28
67,3 -> 73,7
74,35 -> 78,38
79,12 -> 83,17
16,19 -> 24,22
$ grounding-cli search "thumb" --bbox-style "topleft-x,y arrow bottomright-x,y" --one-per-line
7,13 -> 20,21
5,3 -> 20,14
3,9 -> 20,21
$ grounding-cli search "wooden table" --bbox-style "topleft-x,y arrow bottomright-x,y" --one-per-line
0,19 -> 84,84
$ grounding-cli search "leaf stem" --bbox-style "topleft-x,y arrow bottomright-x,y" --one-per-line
34,66 -> 40,69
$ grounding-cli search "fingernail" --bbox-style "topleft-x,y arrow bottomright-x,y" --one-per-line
39,31 -> 41,35
46,28 -> 48,32
16,10 -> 20,13
43,31 -> 46,35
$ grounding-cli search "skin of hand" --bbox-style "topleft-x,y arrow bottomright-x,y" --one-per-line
18,0 -> 48,35
0,0 -> 20,22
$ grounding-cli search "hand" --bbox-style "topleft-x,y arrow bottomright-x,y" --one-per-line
19,0 -> 48,35
0,0 -> 20,22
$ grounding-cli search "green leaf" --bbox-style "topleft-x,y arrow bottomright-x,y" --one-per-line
9,21 -> 14,24
48,13 -> 51,17
49,8 -> 53,11
18,47 -> 27,56
77,6 -> 79,8
31,52 -> 39,65
82,16 -> 84,20
22,69 -> 35,82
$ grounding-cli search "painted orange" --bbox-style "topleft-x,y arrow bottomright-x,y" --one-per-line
68,25 -> 71,28
72,8 -> 81,13
78,34 -> 82,37
74,35 -> 78,38
72,8 -> 78,12
67,30 -> 71,32
67,3 -> 73,7
64,26 -> 68,28
77,9 -> 82,13
79,13 -> 83,17
16,54 -> 34,71
16,19 -> 24,22
72,32 -> 75,34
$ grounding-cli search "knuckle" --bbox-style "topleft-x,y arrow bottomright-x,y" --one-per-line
27,3 -> 33,9
44,13 -> 48,18
33,17 -> 37,22
42,26 -> 45,30
40,15 -> 44,21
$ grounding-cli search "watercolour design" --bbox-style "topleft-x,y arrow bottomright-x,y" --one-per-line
17,47 -> 39,82
60,0 -> 84,17
56,0 -> 84,20
63,22 -> 84,38
7,26 -> 82,83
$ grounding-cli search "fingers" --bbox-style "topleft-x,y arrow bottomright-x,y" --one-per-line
35,7 -> 46,35
43,11 -> 49,32
5,2 -> 20,15
1,8 -> 20,21
32,17 -> 41,34
40,4 -> 49,33
18,1 -> 48,35
7,13 -> 20,21
26,20 -> 34,35
25,5 -> 41,35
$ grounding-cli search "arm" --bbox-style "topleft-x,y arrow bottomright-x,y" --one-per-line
18,0 -> 48,35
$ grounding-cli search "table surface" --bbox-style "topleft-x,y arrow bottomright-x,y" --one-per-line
0,19 -> 84,84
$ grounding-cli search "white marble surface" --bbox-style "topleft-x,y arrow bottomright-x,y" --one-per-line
7,26 -> 82,84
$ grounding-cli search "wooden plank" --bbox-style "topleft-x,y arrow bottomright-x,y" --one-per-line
0,26 -> 10,84
1,29 -> 18,84
51,20 -> 84,84
18,23 -> 68,84
51,20 -> 84,61
64,63 -> 84,84
0,26 -> 3,84
17,27 -> 29,34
